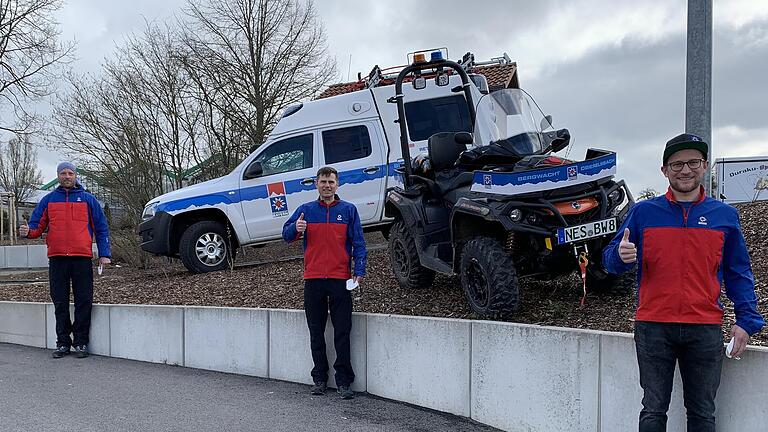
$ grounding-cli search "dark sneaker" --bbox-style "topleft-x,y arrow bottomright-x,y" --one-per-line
310,381 -> 327,395
74,345 -> 89,358
337,385 -> 354,400
52,346 -> 70,359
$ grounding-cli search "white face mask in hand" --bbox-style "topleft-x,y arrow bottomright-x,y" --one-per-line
346,279 -> 359,291
726,338 -> 740,360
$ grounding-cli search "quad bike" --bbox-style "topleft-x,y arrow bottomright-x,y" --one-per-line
385,56 -> 635,318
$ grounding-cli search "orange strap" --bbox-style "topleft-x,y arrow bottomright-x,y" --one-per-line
578,251 -> 589,307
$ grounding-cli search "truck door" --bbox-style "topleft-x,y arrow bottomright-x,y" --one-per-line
319,123 -> 386,222
239,132 -> 318,241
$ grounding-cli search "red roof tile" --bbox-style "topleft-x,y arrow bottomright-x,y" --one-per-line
316,63 -> 518,100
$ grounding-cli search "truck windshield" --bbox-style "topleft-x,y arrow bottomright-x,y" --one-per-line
405,95 -> 472,142
473,88 -> 553,155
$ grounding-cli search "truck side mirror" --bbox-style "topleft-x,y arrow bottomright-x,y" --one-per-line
243,161 -> 263,180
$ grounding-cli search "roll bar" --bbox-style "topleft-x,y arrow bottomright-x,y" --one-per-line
393,59 -> 476,189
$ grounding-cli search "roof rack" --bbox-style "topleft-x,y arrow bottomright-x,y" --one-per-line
458,52 -> 512,72
355,52 -> 512,91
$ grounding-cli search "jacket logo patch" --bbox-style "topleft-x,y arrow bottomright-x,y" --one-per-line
698,216 -> 708,226
267,182 -> 289,218
77,197 -> 82,202
337,214 -> 343,221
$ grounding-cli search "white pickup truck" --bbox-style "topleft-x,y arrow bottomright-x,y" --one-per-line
138,50 -> 513,272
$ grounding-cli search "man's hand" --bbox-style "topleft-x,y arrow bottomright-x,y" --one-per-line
619,228 -> 637,264
99,257 -> 111,266
296,213 -> 307,233
18,223 -> 29,237
353,276 -> 364,285
730,324 -> 749,358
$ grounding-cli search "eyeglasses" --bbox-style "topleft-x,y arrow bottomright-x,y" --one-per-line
668,158 -> 705,172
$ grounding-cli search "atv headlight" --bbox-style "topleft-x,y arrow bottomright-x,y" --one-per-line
509,209 -> 523,222
142,202 -> 159,220
608,189 -> 623,203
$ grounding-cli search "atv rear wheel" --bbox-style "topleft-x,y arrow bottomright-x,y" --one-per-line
460,237 -> 520,318
179,221 -> 234,273
388,220 -> 435,289
586,268 -> 636,296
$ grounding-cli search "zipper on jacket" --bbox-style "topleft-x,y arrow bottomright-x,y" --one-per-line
65,188 -> 70,256
325,203 -> 330,279
671,200 -> 699,228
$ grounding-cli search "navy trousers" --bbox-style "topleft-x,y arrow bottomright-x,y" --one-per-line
49,257 -> 94,348
304,279 -> 354,387
634,321 -> 724,432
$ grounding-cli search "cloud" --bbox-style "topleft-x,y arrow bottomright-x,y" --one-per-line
713,125 -> 768,159
24,0 -> 768,193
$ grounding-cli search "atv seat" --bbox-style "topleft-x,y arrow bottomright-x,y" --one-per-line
425,132 -> 475,201
428,132 -> 472,172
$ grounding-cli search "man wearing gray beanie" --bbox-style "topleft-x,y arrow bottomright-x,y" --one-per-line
19,161 -> 111,359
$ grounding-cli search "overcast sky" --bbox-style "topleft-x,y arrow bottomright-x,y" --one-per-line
28,0 -> 768,194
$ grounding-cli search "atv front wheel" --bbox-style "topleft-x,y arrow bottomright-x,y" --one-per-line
460,237 -> 520,318
388,220 -> 435,289
179,221 -> 234,273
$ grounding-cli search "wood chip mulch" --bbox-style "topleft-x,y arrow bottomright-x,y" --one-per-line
1,202 -> 766,346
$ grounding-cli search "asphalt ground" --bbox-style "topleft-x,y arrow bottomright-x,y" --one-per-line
0,343 -> 498,432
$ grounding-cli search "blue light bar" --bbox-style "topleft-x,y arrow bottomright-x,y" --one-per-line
430,51 -> 443,61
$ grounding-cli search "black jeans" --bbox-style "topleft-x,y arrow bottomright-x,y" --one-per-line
49,256 -> 94,348
634,321 -> 724,432
304,279 -> 354,387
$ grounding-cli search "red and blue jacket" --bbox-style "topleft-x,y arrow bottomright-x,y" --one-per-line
27,184 -> 111,259
603,186 -> 764,335
282,196 -> 366,280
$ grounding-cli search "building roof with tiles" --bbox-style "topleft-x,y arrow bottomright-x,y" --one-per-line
316,61 -> 519,100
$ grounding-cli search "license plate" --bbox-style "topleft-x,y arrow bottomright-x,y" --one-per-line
557,218 -> 617,245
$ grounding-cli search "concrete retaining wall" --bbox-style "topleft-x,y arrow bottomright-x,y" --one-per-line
367,314 -> 471,416
0,245 -> 48,269
1,301 -> 766,431
0,244 -> 99,269
0,302 -> 46,347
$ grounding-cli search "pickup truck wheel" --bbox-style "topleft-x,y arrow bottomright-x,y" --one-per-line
388,220 -> 435,289
460,237 -> 520,318
586,268 -> 635,296
179,221 -> 233,273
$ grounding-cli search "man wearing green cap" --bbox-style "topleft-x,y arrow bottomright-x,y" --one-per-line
602,133 -> 764,432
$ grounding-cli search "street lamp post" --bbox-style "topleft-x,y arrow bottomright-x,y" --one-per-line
686,0 -> 713,195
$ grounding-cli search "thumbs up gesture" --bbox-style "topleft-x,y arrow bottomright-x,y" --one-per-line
18,219 -> 29,237
296,212 -> 307,233
619,228 -> 637,264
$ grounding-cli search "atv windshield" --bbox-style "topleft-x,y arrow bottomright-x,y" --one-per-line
473,88 -> 554,156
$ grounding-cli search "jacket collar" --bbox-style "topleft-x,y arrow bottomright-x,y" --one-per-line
317,194 -> 340,207
55,183 -> 84,194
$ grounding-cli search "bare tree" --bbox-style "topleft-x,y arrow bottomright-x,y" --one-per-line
0,133 -> 43,205
0,0 -> 74,132
51,72 -> 173,222
51,0 -> 337,223
636,187 -> 660,201
181,0 -> 337,167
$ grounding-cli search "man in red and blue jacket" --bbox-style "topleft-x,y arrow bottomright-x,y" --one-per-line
603,134 -> 764,432
282,166 -> 366,400
20,162 -> 111,359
